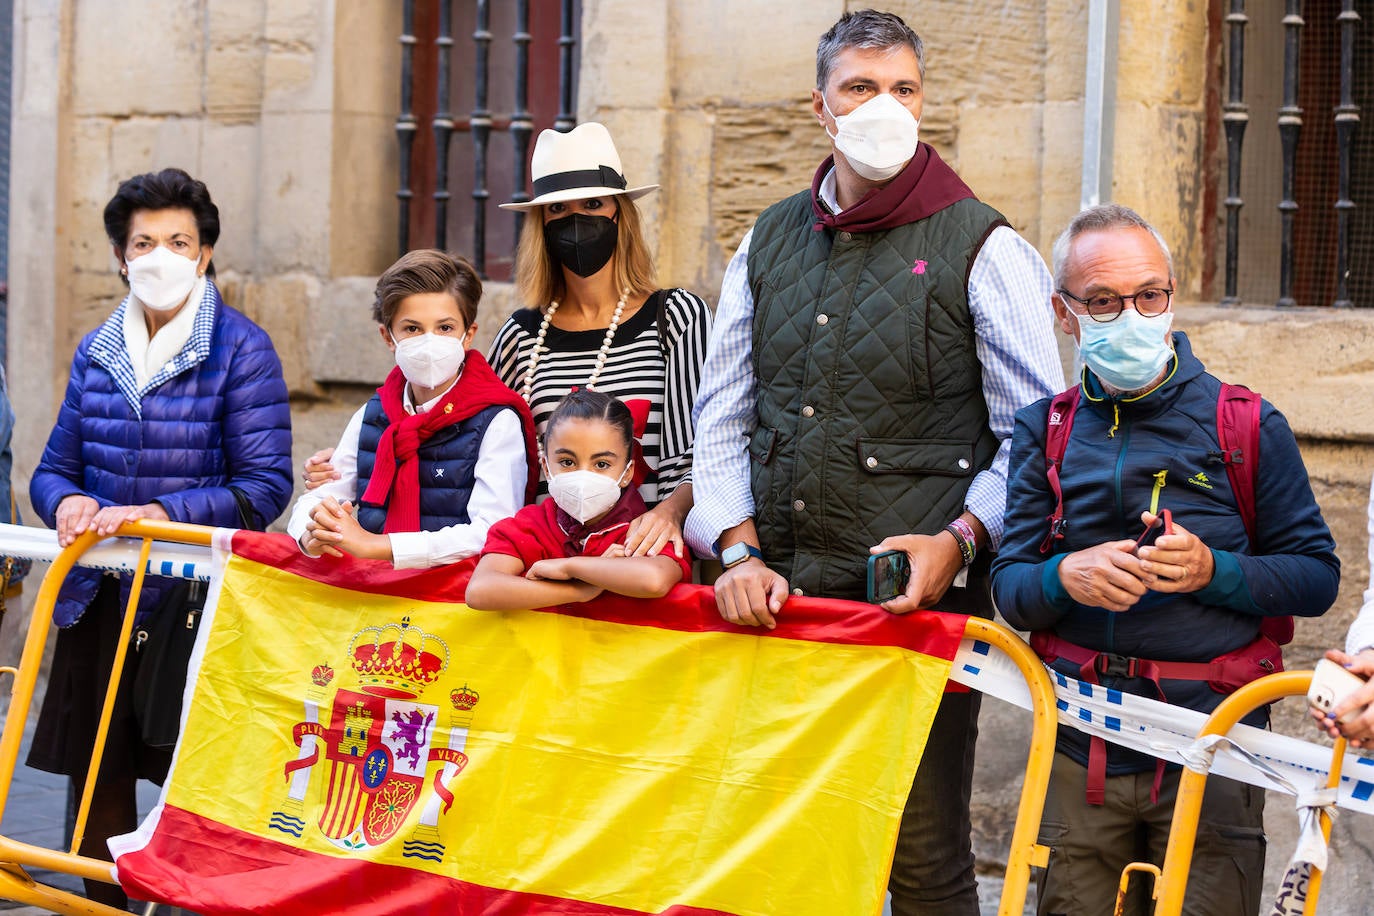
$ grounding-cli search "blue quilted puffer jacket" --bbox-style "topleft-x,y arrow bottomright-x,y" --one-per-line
30,280 -> 293,626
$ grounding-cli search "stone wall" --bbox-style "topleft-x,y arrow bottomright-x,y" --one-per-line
7,0 -> 402,513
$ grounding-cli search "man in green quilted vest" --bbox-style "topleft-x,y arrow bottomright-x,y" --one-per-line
685,9 -> 1064,914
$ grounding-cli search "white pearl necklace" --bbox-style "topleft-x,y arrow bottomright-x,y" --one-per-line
520,289 -> 629,403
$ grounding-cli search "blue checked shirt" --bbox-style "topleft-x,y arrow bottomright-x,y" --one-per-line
685,204 -> 1065,559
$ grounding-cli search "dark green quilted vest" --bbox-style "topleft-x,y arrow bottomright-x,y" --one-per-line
748,191 -> 1005,599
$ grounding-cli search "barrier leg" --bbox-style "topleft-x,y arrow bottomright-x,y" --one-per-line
1113,862 -> 1160,916
0,520 -> 214,912
962,619 -> 1059,916
1153,671 -> 1312,915
1299,735 -> 1343,916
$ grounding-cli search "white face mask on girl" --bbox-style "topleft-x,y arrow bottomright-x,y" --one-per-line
126,245 -> 201,312
822,92 -> 920,182
392,332 -> 467,391
547,462 -> 631,524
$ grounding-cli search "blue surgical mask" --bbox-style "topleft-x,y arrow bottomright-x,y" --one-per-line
1073,309 -> 1174,391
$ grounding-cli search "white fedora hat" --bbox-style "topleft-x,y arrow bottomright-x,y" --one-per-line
500,122 -> 658,211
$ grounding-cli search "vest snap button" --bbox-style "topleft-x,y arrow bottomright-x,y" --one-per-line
957,458 -> 971,470
866,456 -> 878,469
801,405 -> 814,418
792,587 -> 803,596
793,499 -> 805,512
816,313 -> 829,326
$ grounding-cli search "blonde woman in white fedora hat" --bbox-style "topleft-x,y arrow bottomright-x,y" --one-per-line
486,122 -> 712,559
301,124 -> 710,557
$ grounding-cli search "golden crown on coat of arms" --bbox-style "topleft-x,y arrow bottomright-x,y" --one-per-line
349,617 -> 450,698
311,663 -> 335,687
450,684 -> 480,711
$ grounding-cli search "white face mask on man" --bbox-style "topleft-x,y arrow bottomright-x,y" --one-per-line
546,462 -> 631,524
126,245 -> 201,312
822,92 -> 920,182
392,332 -> 467,391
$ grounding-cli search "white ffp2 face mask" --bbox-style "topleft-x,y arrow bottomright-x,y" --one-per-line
547,463 -> 631,524
393,332 -> 467,390
823,92 -> 920,182
126,245 -> 201,312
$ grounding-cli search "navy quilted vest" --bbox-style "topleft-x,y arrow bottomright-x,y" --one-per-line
354,396 -> 506,533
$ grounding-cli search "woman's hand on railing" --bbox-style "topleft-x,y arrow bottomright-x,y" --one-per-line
54,495 -> 99,547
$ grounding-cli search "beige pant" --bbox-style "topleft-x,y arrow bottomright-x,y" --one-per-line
1036,752 -> 1266,916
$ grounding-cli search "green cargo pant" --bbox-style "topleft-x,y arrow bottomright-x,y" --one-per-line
1036,752 -> 1266,916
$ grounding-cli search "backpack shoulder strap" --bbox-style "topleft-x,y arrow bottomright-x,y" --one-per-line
1216,383 -> 1261,543
1215,383 -> 1292,643
1040,387 -> 1082,554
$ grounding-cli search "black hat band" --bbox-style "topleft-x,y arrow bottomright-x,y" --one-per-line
532,165 -> 628,198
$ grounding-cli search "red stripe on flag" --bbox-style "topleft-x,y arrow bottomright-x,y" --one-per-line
118,804 -> 741,916
228,531 -> 966,658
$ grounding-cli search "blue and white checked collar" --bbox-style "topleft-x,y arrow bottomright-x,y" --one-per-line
88,279 -> 220,417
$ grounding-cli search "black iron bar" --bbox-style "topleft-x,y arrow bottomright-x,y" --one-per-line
1277,0 -> 1304,307
1333,0 -> 1361,307
1221,0 -> 1248,306
555,0 -> 576,132
396,0 -> 418,257
433,0 -> 454,251
511,0 -> 534,238
471,0 -> 493,278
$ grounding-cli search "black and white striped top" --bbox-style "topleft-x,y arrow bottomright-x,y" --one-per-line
489,288 -> 712,506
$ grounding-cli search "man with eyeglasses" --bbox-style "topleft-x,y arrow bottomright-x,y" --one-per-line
991,204 -> 1339,915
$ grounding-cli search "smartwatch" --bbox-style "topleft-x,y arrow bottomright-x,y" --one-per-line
720,541 -> 764,569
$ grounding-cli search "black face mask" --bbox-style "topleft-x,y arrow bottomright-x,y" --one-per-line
543,213 -> 619,278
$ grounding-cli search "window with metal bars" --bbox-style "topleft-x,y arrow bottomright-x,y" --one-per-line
398,0 -> 580,280
1212,0 -> 1368,308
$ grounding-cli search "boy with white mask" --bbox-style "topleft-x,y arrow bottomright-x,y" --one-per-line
288,249 -> 538,567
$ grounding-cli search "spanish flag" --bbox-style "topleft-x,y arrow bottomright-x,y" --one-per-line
111,532 -> 965,915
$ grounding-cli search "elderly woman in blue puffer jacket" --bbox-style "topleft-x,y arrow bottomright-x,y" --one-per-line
27,167 -> 292,909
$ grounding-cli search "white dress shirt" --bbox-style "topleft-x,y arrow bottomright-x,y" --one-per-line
1347,475 -> 1374,655
684,169 -> 1065,558
287,379 -> 527,569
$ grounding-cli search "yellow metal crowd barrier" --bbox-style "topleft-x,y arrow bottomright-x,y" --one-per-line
0,521 -> 1061,916
0,520 -> 212,915
1144,670 -> 1345,916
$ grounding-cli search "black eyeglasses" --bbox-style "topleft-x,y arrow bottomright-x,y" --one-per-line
1056,287 -> 1174,323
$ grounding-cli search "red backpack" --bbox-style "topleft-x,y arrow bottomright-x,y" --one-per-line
1038,382 -> 1292,645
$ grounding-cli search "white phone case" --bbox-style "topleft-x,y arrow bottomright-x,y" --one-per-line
1308,658 -> 1369,725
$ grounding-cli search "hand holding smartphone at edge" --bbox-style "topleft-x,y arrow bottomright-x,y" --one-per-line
1308,657 -> 1372,728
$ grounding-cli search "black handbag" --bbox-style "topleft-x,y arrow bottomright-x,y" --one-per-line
129,485 -> 258,749
131,578 -> 208,749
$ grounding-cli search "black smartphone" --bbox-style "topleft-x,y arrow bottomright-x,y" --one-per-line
867,550 -> 911,604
